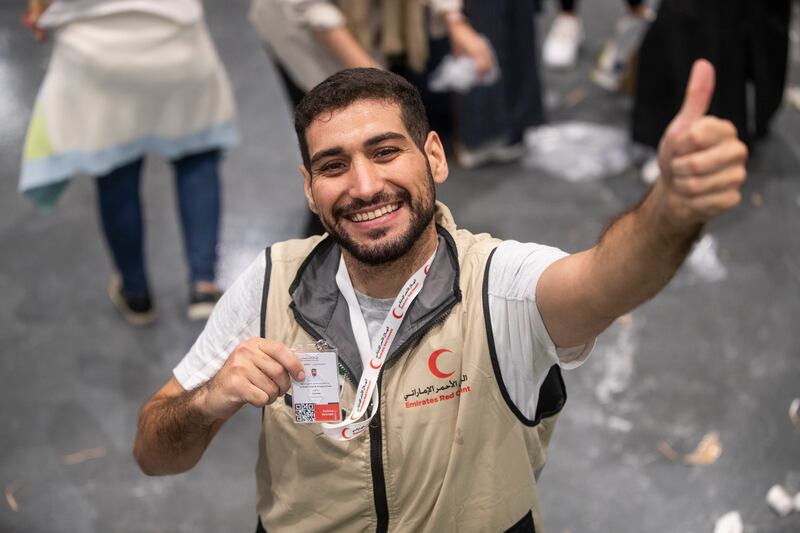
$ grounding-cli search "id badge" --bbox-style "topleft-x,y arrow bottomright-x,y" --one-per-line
291,342 -> 342,423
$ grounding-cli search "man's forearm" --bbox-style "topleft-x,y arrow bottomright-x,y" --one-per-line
587,180 -> 701,317
538,181 -> 702,347
313,27 -> 380,69
539,61 -> 746,348
133,384 -> 222,476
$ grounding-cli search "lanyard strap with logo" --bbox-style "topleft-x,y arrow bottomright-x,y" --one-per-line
321,250 -> 436,441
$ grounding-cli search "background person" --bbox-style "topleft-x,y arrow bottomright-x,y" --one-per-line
19,0 -> 238,325
632,0 -> 791,152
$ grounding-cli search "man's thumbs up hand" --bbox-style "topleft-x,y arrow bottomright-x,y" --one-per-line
655,59 -> 748,228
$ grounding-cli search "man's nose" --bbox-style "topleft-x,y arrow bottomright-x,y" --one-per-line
348,157 -> 383,200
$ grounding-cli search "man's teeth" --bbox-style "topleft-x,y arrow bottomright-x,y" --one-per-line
351,204 -> 399,222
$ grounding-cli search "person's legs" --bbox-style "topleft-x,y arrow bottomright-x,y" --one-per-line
459,0 -> 543,154
275,62 -> 306,109
96,158 -> 150,296
96,157 -> 155,325
172,149 -> 221,292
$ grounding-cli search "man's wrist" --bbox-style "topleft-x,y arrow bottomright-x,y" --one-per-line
644,179 -> 704,246
187,384 -> 219,425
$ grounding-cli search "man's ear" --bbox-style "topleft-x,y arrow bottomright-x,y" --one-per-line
424,131 -> 448,185
301,165 -> 318,214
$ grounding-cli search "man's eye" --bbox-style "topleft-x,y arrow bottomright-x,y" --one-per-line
320,162 -> 346,174
375,147 -> 400,159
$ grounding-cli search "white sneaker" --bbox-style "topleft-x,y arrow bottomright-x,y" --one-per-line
542,14 -> 583,69
592,11 -> 654,92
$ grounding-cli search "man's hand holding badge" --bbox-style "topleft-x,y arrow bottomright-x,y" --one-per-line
193,338 -> 306,420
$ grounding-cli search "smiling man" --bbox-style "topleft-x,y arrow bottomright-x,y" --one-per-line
133,67 -> 747,532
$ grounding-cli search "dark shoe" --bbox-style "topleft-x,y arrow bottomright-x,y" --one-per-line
107,277 -> 155,327
188,286 -> 222,321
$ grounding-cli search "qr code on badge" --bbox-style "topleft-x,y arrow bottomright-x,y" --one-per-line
294,403 -> 315,423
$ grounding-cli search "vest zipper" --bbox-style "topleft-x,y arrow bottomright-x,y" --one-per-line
384,300 -> 457,369
370,374 -> 389,533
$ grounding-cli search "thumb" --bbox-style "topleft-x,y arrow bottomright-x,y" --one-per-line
671,59 -> 716,130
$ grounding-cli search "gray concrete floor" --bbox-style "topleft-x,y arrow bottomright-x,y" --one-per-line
1,1 -> 799,532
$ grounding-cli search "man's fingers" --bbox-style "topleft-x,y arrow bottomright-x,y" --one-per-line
674,59 -> 716,126
671,138 -> 748,177
249,356 -> 292,395
672,165 -> 747,198
240,364 -> 282,400
685,188 -> 743,218
256,339 -> 306,381
671,117 -> 738,157
243,383 -> 274,407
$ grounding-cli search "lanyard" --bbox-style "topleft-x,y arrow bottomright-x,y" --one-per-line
321,249 -> 436,441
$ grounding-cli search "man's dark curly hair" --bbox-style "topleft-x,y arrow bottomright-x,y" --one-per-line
294,68 -> 430,172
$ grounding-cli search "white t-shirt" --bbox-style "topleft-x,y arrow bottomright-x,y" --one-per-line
173,240 -> 594,420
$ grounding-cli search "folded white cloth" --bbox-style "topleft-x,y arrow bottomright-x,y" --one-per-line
20,11 -> 238,208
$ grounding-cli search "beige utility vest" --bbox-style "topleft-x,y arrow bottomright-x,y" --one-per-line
257,205 -> 564,532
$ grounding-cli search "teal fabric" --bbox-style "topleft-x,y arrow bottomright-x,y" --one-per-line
20,120 -> 239,209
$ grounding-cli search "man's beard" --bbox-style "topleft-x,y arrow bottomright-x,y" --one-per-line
318,164 -> 436,266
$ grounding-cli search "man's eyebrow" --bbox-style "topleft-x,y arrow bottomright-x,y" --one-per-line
364,132 -> 407,147
310,146 -> 345,165
310,132 -> 408,165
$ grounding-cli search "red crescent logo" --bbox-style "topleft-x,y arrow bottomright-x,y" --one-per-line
369,358 -> 382,369
424,264 -> 431,275
341,427 -> 351,440
391,307 -> 404,319
428,349 -> 454,379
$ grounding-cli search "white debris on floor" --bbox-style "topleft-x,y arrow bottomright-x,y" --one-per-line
766,484 -> 794,517
606,415 -> 633,432
595,323 -> 637,404
789,398 -> 800,428
523,121 -> 633,182
713,511 -> 743,533
686,234 -> 728,282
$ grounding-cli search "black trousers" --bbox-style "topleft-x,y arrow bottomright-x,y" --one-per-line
458,0 -> 545,148
559,0 -> 643,11
631,0 -> 791,149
